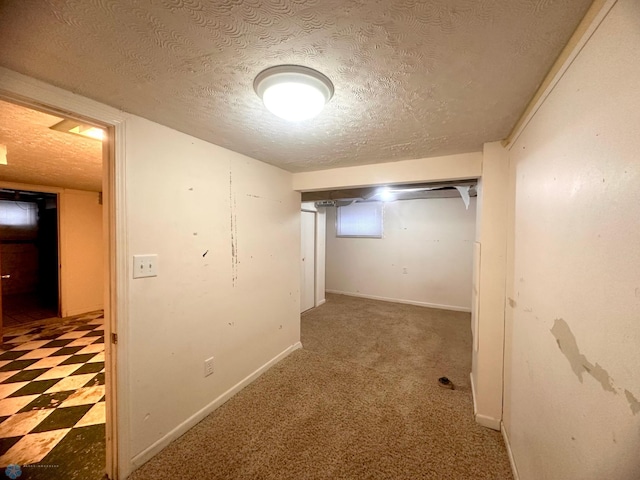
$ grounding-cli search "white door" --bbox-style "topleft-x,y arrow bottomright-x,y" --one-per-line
300,211 -> 316,312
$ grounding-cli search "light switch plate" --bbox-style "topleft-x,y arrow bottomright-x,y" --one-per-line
204,357 -> 214,377
133,254 -> 158,278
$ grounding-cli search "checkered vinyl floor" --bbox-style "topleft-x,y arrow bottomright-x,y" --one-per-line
0,314 -> 105,479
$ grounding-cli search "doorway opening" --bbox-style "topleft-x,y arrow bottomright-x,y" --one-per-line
0,190 -> 59,327
0,98 -> 114,479
299,181 -> 478,389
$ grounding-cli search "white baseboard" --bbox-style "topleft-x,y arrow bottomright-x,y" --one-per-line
316,298 -> 326,307
470,372 -> 477,415
325,290 -> 471,313
130,341 -> 303,470
501,422 -> 520,480
470,372 -> 501,430
475,413 -> 501,430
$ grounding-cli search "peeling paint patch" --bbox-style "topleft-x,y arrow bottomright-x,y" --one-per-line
246,193 -> 262,199
508,298 -> 517,308
625,390 -> 640,415
550,318 -> 616,394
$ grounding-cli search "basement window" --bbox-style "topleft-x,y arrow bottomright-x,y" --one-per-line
0,200 -> 38,228
336,202 -> 383,238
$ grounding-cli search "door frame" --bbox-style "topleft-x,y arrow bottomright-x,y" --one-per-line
300,209 -> 317,312
0,67 -> 130,479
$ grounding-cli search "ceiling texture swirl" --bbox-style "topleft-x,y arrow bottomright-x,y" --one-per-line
0,0 -> 591,172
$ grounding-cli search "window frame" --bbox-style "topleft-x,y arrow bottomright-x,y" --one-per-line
335,201 -> 384,239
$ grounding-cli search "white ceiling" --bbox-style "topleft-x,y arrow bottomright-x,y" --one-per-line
0,100 -> 103,192
0,0 -> 591,172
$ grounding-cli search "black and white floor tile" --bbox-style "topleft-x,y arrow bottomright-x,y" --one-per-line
0,313 -> 106,479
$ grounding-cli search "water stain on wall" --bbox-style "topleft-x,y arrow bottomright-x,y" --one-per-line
625,390 -> 640,415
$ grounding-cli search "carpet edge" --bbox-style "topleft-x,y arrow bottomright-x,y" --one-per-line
325,290 -> 471,313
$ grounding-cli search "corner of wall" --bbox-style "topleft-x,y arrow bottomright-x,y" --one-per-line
471,141 -> 510,427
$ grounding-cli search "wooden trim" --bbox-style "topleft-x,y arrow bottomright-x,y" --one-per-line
58,191 -> 67,317
502,0 -> 618,149
0,181 -> 64,194
103,125 -> 117,479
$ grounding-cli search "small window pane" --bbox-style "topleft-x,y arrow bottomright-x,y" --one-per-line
336,202 -> 383,238
0,200 -> 37,227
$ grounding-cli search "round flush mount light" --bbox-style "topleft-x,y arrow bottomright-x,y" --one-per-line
254,65 -> 334,121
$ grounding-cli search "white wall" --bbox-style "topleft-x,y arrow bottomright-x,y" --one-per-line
60,189 -> 103,316
124,115 -> 301,468
301,202 -> 326,307
326,197 -> 476,311
503,1 -> 640,479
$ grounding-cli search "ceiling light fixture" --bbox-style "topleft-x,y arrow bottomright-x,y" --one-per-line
254,65 -> 334,121
378,187 -> 394,202
50,119 -> 105,141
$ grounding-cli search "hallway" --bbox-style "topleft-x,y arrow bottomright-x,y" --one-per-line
129,295 -> 511,479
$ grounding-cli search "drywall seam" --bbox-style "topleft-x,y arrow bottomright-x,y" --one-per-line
130,341 -> 303,471
325,290 -> 471,313
503,0 -> 618,149
501,422 -> 520,480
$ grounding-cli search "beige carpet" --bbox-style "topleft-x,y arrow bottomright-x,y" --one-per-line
130,294 -> 512,480
302,293 -> 473,392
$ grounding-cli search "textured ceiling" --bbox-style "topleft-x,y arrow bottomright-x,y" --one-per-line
0,0 -> 591,172
0,100 -> 102,191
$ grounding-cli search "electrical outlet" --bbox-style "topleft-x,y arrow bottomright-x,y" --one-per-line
204,357 -> 214,377
133,255 -> 158,278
